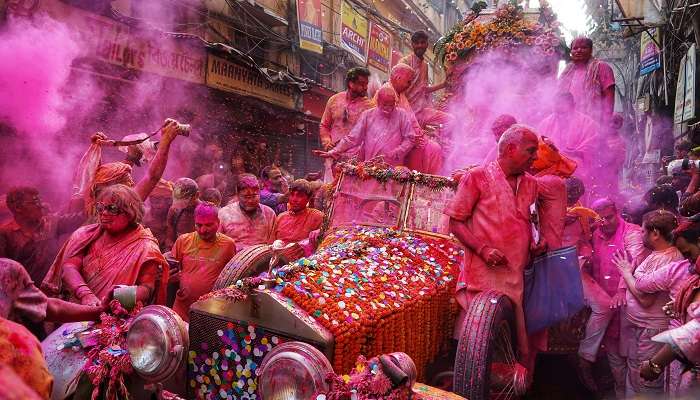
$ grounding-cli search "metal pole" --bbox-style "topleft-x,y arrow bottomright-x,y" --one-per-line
663,30 -> 670,105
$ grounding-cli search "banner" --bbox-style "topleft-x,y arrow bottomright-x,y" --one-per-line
367,22 -> 391,72
297,0 -> 323,54
640,28 -> 661,75
206,55 -> 296,109
674,44 -> 697,124
341,1 -> 368,62
21,0 -> 206,83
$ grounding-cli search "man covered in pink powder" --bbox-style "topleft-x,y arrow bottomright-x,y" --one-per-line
445,124 -> 540,370
386,63 -> 451,174
577,198 -> 647,397
613,210 -> 684,397
315,85 -> 416,166
559,37 -> 616,127
398,30 -> 446,121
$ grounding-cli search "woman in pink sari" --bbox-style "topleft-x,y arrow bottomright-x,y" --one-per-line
43,184 -> 169,306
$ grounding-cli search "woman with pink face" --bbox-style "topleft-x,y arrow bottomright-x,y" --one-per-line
43,184 -> 169,307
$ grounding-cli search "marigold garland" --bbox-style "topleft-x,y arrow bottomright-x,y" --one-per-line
82,300 -> 143,400
200,225 -> 463,381
339,160 -> 456,192
273,227 -> 463,377
435,0 -> 565,68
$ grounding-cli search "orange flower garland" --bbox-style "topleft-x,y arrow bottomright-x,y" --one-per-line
272,227 -> 462,378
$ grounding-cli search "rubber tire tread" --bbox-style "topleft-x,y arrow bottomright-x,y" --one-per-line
212,244 -> 273,290
453,290 -> 516,400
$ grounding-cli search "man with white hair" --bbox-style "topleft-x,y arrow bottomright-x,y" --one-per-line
315,85 -> 416,166
445,124 -> 540,370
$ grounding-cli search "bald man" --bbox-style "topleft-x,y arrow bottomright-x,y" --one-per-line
316,85 -> 416,166
445,124 -> 540,370
385,63 -> 452,174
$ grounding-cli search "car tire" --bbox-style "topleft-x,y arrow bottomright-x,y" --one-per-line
212,244 -> 304,290
453,290 -> 517,400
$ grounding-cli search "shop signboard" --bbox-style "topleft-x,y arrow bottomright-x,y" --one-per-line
206,55 -> 296,110
297,0 -> 323,54
367,22 -> 391,72
21,0 -> 206,84
639,28 -> 661,75
341,1 -> 368,62
674,44 -> 697,124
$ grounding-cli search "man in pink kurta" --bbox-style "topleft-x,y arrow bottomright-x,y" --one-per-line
397,30 -> 446,121
558,37 -> 616,127
445,124 -> 539,365
578,198 -> 647,397
319,67 -> 375,150
387,62 -> 451,174
615,210 -> 684,397
319,86 -> 416,166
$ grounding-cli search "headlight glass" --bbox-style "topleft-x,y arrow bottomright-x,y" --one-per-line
127,318 -> 166,374
258,342 -> 332,400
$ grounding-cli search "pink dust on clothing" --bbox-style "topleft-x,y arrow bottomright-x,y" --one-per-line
635,259 -> 693,329
558,59 -> 616,125
625,247 -> 685,330
591,217 -> 647,297
444,161 -> 537,359
329,108 -> 416,165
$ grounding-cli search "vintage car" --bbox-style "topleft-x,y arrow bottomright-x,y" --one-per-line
43,161 -> 588,400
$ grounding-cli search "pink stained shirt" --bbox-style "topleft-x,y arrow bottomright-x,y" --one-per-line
558,59 -> 616,124
398,53 -> 431,114
319,91 -> 376,145
536,175 -> 567,250
218,202 -> 276,251
625,247 -> 685,329
329,107 -> 416,165
634,258 -> 691,329
591,217 -> 647,297
444,161 -> 538,357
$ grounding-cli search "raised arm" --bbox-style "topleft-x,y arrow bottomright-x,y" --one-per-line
134,119 -> 180,201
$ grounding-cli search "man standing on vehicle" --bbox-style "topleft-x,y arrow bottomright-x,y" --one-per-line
445,124 -> 540,369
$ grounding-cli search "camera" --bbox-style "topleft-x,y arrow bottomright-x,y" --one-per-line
668,158 -> 700,175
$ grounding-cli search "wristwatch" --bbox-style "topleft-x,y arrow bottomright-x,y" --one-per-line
648,360 -> 663,375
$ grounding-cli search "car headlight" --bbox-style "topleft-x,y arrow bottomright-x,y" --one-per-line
127,305 -> 188,382
258,341 -> 333,400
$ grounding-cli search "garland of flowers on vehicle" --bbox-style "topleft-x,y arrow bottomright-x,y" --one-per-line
434,0 -> 565,67
81,300 -> 142,400
319,355 -> 413,400
274,226 -> 462,375
200,226 -> 463,377
339,160 -> 456,191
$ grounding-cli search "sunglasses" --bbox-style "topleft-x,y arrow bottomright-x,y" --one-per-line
95,203 -> 123,216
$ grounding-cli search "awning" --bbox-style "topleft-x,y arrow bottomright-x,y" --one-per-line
615,0 -> 665,26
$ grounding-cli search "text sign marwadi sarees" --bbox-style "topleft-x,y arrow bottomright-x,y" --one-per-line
367,22 -> 391,72
341,1 -> 368,62
297,0 -> 323,54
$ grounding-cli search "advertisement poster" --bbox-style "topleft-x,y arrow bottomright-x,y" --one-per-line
367,22 -> 391,72
640,28 -> 661,75
341,1 -> 368,62
297,0 -> 323,54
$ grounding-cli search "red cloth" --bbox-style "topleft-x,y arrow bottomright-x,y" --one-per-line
42,224 -> 169,305
444,161 -> 538,358
273,208 -> 324,244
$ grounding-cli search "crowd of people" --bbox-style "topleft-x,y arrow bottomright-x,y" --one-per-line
1,30 -> 699,400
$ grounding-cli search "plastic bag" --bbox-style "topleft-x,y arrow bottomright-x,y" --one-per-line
523,246 -> 585,334
72,143 -> 102,198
